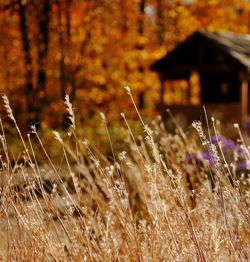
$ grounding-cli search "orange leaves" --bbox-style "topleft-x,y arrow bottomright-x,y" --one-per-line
0,0 -> 250,127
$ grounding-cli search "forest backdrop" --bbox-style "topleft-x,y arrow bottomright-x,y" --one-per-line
0,0 -> 250,129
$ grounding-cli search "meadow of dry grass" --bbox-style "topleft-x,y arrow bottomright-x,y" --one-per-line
0,90 -> 249,261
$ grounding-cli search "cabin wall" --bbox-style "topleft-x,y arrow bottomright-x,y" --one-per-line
242,80 -> 250,116
248,81 -> 250,115
161,103 -> 242,124
199,71 -> 241,103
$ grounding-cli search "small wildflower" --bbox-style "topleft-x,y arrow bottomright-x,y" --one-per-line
52,183 -> 57,193
118,151 -> 127,161
100,112 -> 105,120
53,130 -> 63,144
124,85 -> 131,95
82,139 -> 89,146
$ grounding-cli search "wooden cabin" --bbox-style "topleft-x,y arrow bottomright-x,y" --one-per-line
151,30 -> 250,123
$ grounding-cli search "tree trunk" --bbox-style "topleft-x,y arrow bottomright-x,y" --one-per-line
156,0 -> 165,45
137,0 -> 146,109
17,0 -> 34,123
35,0 -> 51,122
57,2 -> 69,128
58,2 -> 66,100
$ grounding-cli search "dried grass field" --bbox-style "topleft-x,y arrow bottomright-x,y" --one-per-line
0,91 -> 249,261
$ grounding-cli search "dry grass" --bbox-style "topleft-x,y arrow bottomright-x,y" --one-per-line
0,92 -> 249,261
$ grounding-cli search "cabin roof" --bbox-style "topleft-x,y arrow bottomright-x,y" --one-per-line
151,30 -> 250,73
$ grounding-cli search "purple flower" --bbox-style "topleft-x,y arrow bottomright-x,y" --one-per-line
186,155 -> 201,165
201,152 -> 213,163
237,161 -> 249,170
211,136 -> 235,148
223,139 -> 235,150
186,152 -> 213,166
186,135 -> 247,171
210,136 -> 225,144
211,135 -> 242,156
235,145 -> 244,154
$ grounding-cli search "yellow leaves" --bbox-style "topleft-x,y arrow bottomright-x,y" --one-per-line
169,10 -> 177,19
91,75 -> 106,86
137,35 -> 148,46
0,0 -> 250,126
89,88 -> 106,104
152,47 -> 167,59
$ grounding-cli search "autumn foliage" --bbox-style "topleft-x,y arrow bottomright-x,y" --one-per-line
0,0 -> 250,127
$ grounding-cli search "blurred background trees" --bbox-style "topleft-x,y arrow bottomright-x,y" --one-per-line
0,0 -> 249,128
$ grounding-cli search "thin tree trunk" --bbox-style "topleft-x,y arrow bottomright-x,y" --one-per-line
137,0 -> 146,109
17,0 -> 34,123
66,0 -> 72,38
58,2 -> 66,100
156,0 -> 165,45
58,2 -> 68,128
35,0 -> 51,122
